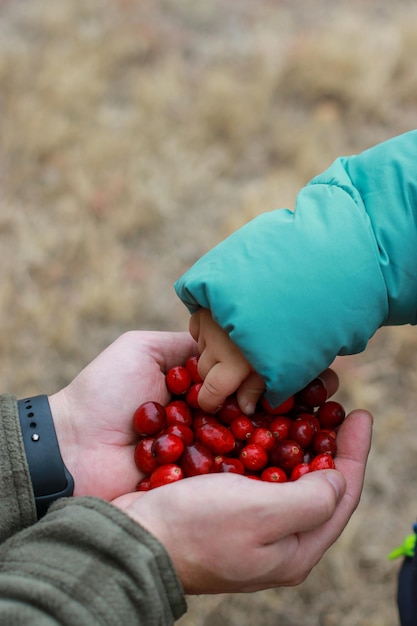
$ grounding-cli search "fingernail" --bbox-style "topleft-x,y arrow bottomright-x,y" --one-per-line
324,471 -> 345,502
243,401 -> 256,416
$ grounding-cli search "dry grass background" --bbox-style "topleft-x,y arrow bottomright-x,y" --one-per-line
2,0 -> 417,624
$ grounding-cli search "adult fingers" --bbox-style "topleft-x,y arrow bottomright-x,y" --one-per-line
155,331 -> 199,371
253,412 -> 372,588
333,409 -> 373,506
261,470 -> 346,543
292,409 -> 373,564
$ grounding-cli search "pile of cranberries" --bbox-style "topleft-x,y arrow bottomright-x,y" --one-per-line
132,356 -> 346,490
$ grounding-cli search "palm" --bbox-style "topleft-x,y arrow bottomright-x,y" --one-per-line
50,331 -> 197,500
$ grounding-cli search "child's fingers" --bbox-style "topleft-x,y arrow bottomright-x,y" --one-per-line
198,361 -> 251,413
189,311 -> 205,350
195,347 -> 218,381
317,368 -> 339,398
236,371 -> 266,415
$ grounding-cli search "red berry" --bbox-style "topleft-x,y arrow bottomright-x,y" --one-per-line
250,427 -> 275,451
152,433 -> 185,464
269,416 -> 292,440
213,454 -> 225,471
165,423 -> 194,446
216,457 -> 245,474
192,414 -> 220,429
291,400 -> 313,416
296,378 -> 328,408
296,412 -> 320,433
185,382 -> 203,409
289,418 -> 314,449
260,394 -> 294,416
317,401 -> 345,429
134,438 -> 159,475
133,401 -> 166,437
218,395 -> 243,425
165,400 -> 193,427
289,463 -> 311,481
312,430 -> 337,456
195,422 -> 236,455
230,415 -> 255,441
184,355 -> 203,383
240,443 -> 269,472
136,477 -> 152,491
149,464 -> 184,488
310,453 -> 336,471
250,413 -> 269,429
261,466 -> 287,482
165,365 -> 192,395
229,438 -> 245,458
181,442 -> 214,477
269,439 -> 304,473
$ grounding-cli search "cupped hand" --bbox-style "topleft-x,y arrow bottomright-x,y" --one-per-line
113,408 -> 372,594
49,331 -> 198,499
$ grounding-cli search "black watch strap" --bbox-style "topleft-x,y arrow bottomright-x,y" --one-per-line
18,395 -> 74,518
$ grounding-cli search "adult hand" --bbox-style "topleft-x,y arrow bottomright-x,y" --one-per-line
113,407 -> 372,594
49,331 -> 198,499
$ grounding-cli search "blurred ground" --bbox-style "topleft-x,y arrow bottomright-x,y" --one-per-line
2,0 -> 417,624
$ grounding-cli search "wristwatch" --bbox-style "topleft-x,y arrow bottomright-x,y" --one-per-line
18,395 -> 74,518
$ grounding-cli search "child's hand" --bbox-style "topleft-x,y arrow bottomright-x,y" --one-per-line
189,308 -> 265,415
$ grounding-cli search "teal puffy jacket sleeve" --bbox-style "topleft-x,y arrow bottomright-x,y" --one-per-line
174,130 -> 417,406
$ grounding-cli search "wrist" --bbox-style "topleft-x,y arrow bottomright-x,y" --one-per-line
48,390 -> 78,492
18,394 -> 74,517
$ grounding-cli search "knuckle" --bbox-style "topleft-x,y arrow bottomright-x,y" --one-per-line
288,569 -> 309,586
203,377 -> 222,399
318,484 -> 338,520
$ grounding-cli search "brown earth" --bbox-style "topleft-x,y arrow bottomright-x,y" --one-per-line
2,1 -> 417,624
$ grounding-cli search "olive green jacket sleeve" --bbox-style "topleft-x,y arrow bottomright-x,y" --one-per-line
0,394 -> 37,542
0,394 -> 187,625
